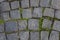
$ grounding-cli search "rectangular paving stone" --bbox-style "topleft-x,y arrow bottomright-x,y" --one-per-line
49,31 -> 59,40
22,9 -> 32,19
0,33 -> 6,40
2,12 -> 10,21
10,9 -> 21,19
53,20 -> 60,31
19,31 -> 29,40
41,31 -> 49,40
51,0 -> 60,9
42,19 -> 52,29
21,0 -> 29,8
28,19 -> 39,30
43,8 -> 54,17
5,21 -> 18,32
0,24 -> 4,32
30,0 -> 39,7
40,0 -> 50,7
30,32 -> 39,40
55,10 -> 60,19
32,7 -> 42,18
7,33 -> 18,40
18,20 -> 27,30
0,2 -> 10,11
11,1 -> 19,9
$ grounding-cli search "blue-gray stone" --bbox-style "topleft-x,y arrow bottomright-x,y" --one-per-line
19,31 -> 29,40
32,7 -> 42,18
5,21 -> 18,32
0,0 -> 5,2
0,24 -> 4,32
30,32 -> 39,40
11,1 -> 19,9
18,20 -> 27,30
28,19 -> 39,30
7,33 -> 18,40
22,9 -> 32,19
10,10 -> 21,19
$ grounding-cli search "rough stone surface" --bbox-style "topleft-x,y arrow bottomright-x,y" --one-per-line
10,10 -> 21,19
11,1 -> 19,9
21,0 -> 29,8
0,2 -> 10,11
22,9 -> 32,19
5,21 -> 18,32
0,0 -> 5,2
32,7 -> 42,18
53,21 -> 60,31
40,0 -> 50,7
0,24 -> 4,32
30,32 -> 39,40
30,0 -> 39,7
41,31 -> 49,40
49,31 -> 59,40
2,12 -> 10,21
43,8 -> 54,17
51,0 -> 60,9
55,10 -> 60,19
7,33 -> 18,40
19,31 -> 29,40
18,20 -> 27,30
42,19 -> 52,29
28,19 -> 39,30
0,33 -> 6,40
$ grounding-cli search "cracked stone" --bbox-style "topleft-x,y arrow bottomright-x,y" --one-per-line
7,33 -> 18,40
49,31 -> 59,40
10,10 -> 21,19
41,31 -> 49,40
42,19 -> 52,29
5,21 -> 18,32
18,20 -> 27,30
43,8 -> 54,17
30,32 -> 39,40
22,9 -> 32,19
32,7 -> 42,18
53,20 -> 60,31
21,0 -> 29,8
11,1 -> 19,9
28,19 -> 39,30
19,31 -> 29,40
30,0 -> 39,7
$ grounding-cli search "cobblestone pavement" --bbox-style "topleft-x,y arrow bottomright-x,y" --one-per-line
0,0 -> 60,40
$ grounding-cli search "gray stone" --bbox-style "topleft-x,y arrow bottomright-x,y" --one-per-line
5,21 -> 18,32
18,20 -> 27,30
40,0 -> 50,7
22,9 -> 32,19
10,10 -> 21,19
43,8 -> 54,17
49,31 -> 59,40
2,12 -> 10,21
55,10 -> 60,19
21,0 -> 29,8
0,0 -> 5,2
53,21 -> 60,31
30,32 -> 39,40
28,19 -> 39,30
19,31 -> 29,40
7,33 -> 18,40
42,19 -> 52,29
0,24 -> 4,32
41,31 -> 49,40
0,33 -> 6,40
0,2 -> 10,11
30,0 -> 39,7
32,7 -> 42,18
51,0 -> 60,9
11,1 -> 19,9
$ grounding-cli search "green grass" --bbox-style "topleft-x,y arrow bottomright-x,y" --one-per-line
0,19 -> 4,24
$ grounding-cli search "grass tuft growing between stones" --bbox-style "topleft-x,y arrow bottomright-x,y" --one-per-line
19,8 -> 23,14
0,19 -> 4,24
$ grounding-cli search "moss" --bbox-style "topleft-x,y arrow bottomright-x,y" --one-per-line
19,8 -> 23,14
0,19 -> 4,24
